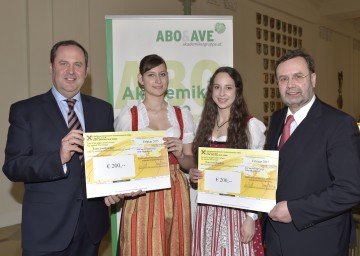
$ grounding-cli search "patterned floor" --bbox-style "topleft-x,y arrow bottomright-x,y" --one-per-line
0,224 -> 112,256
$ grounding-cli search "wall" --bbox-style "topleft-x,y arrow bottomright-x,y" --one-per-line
1,0 -> 359,227
0,0 -> 184,228
1,0 -> 30,228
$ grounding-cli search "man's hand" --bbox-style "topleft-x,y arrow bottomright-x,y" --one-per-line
60,129 -> 84,164
269,201 -> 292,223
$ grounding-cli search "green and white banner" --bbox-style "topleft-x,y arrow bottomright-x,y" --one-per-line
105,15 -> 233,255
106,15 -> 233,121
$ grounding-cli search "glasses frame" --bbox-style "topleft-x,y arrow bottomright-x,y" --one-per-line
276,73 -> 311,86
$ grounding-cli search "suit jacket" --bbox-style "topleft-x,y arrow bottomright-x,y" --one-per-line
264,97 -> 360,256
2,90 -> 114,251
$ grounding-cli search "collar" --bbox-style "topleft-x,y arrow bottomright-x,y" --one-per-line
51,86 -> 82,104
285,95 -> 316,125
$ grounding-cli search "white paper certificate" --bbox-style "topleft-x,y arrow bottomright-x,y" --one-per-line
83,131 -> 170,198
197,147 -> 278,212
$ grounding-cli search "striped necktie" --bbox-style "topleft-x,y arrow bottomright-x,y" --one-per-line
66,99 -> 82,131
66,99 -> 83,162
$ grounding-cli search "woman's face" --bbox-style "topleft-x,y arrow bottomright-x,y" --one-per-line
212,72 -> 236,110
138,63 -> 168,97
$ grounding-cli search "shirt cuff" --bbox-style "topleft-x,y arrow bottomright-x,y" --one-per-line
246,212 -> 258,221
63,163 -> 68,174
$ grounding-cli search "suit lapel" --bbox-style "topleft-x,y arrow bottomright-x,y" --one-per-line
282,98 -> 322,151
277,98 -> 323,183
267,108 -> 287,150
81,94 -> 92,132
41,90 -> 69,135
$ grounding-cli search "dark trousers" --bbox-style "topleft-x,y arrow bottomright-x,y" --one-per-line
23,205 -> 99,256
264,220 -> 282,256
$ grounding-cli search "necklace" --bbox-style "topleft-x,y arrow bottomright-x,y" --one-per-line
147,107 -> 163,115
145,102 -> 166,116
216,119 -> 229,131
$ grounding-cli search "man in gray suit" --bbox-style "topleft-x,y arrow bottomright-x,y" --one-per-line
264,49 -> 360,256
3,40 -> 114,255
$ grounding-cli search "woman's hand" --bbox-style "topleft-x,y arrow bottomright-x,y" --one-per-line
103,190 -> 145,206
164,137 -> 195,170
163,137 -> 184,159
104,194 -> 123,206
189,168 -> 203,183
240,215 -> 255,243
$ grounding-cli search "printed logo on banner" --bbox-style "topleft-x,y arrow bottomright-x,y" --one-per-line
108,16 -> 233,122
155,22 -> 227,48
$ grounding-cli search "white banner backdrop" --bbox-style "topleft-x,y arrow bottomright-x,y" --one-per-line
105,15 -> 233,256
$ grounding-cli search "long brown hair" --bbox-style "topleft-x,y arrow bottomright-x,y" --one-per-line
192,67 -> 250,160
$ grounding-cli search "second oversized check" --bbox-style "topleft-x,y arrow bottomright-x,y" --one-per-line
84,131 -> 170,198
197,147 -> 278,212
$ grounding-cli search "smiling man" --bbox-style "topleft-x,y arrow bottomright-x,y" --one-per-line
263,49 -> 360,256
3,40 -> 114,256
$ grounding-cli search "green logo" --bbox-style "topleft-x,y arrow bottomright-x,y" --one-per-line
215,23 -> 226,34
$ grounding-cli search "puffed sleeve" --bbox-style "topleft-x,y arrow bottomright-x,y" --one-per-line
114,106 -> 132,132
181,107 -> 195,144
248,117 -> 266,150
246,117 -> 266,220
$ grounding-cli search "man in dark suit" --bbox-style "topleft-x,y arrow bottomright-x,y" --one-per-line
264,49 -> 360,255
3,40 -> 114,255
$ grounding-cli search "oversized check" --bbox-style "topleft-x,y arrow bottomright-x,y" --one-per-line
83,131 -> 170,198
197,147 -> 278,212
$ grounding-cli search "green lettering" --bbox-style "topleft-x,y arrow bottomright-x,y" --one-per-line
176,88 -> 191,99
156,31 -> 165,42
198,30 -> 206,41
197,85 -> 206,98
207,31 -> 214,41
165,30 -> 173,41
135,87 -> 144,100
191,30 -> 199,41
122,87 -> 134,100
167,88 -> 174,99
115,61 -> 138,108
173,30 -> 182,42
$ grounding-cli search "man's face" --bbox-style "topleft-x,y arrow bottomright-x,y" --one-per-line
49,45 -> 88,98
276,56 -> 316,113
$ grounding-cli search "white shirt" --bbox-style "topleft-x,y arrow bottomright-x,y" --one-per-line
51,86 -> 85,130
114,102 -> 195,144
284,95 -> 316,135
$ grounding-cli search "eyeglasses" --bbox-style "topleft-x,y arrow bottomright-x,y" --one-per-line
277,73 -> 311,86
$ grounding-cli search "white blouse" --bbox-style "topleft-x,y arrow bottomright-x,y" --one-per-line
114,102 -> 195,144
210,117 -> 266,149
209,117 -> 266,220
